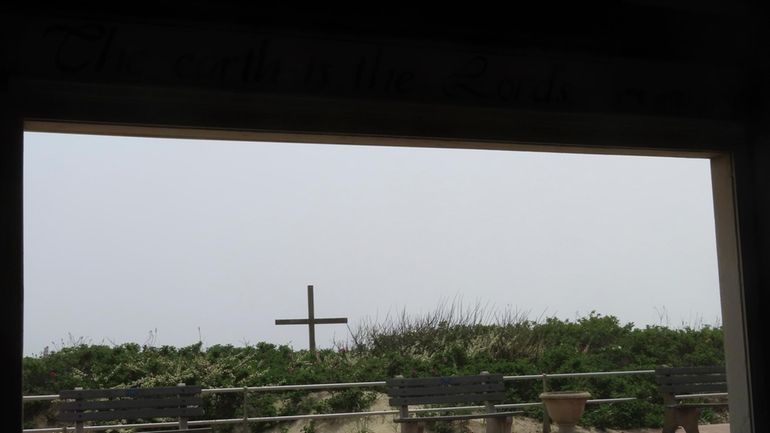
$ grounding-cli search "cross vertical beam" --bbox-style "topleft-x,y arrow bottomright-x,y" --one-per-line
275,285 -> 348,353
307,285 -> 315,353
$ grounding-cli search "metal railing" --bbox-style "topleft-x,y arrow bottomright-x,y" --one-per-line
23,368 -> 724,433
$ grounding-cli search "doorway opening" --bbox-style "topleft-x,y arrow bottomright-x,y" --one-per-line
21,125 -> 747,431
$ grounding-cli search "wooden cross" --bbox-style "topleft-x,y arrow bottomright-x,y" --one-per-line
275,285 -> 348,353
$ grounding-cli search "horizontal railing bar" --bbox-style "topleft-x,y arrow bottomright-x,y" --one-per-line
412,404 -> 482,412
503,370 -> 655,381
411,403 -> 532,412
496,402 -> 543,409
202,381 -> 388,395
26,411 -> 402,432
675,392 -> 729,399
23,420 -> 181,432
23,369 -> 658,401
244,410 -> 399,423
587,397 -> 638,404
23,429 -> 65,433
419,397 -> 639,413
22,394 -> 60,402
19,429 -> 65,433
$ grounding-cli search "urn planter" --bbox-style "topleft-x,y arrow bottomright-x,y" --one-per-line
539,391 -> 591,433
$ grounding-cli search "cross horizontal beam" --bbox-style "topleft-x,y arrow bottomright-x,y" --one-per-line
273,285 -> 349,353
275,318 -> 348,325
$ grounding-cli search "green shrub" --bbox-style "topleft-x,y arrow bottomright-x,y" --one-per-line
22,309 -> 725,430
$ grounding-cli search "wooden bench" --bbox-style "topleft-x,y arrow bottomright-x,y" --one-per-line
654,366 -> 728,433
386,372 -> 521,433
57,384 -> 212,433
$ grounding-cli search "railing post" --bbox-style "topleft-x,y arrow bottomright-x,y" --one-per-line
394,375 -> 417,433
242,386 -> 249,433
480,371 -> 494,412
481,371 -> 509,433
177,383 -> 189,431
541,374 -> 550,433
73,387 -> 84,433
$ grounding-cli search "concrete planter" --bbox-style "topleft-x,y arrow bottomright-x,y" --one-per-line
539,391 -> 591,433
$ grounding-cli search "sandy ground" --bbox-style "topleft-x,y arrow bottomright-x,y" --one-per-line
259,394 -> 730,433
263,416 -> 729,433
262,416 -> 729,433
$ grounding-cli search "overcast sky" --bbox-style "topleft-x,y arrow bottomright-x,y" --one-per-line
22,132 -> 721,355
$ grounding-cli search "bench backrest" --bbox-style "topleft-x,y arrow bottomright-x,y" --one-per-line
58,385 -> 204,422
654,366 -> 727,395
386,374 -> 506,407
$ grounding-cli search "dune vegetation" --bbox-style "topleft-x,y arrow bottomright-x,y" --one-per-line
23,306 -> 725,431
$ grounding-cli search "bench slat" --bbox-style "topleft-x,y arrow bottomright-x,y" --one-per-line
660,383 -> 728,394
655,366 -> 728,395
60,386 -> 202,399
655,366 -> 724,375
59,406 -> 205,422
59,396 -> 202,411
387,374 -> 503,387
388,382 -> 505,397
390,391 -> 507,406
656,373 -> 726,385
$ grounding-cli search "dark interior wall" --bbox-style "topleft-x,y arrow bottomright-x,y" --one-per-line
2,3 -> 767,432
7,3 -> 754,127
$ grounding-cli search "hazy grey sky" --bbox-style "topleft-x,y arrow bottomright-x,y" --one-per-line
23,132 -> 721,355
